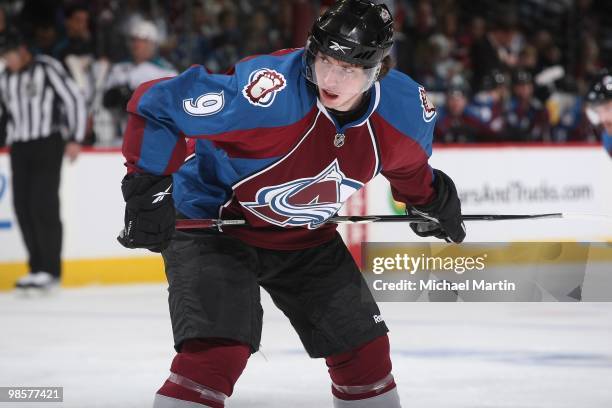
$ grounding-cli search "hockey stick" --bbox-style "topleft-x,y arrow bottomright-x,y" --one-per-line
175,213 -> 563,230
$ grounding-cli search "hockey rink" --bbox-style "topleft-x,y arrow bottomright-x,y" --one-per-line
1,284 -> 611,408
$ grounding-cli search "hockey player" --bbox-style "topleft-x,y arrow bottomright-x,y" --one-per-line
103,20 -> 177,141
469,69 -> 508,142
118,1 -> 465,407
504,69 -> 550,141
585,69 -> 612,157
434,77 -> 481,143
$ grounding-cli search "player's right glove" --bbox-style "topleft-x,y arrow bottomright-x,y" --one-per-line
117,173 -> 175,252
408,169 -> 466,243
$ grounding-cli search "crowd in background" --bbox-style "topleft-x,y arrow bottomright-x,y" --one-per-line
1,0 -> 611,146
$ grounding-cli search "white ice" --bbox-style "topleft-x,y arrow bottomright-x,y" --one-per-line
1,284 -> 611,408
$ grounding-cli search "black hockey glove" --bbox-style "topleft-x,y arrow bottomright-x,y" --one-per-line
408,169 -> 466,243
117,174 -> 175,252
103,85 -> 132,109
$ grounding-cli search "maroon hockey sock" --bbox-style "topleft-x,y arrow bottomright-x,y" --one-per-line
157,338 -> 251,407
326,335 -> 397,401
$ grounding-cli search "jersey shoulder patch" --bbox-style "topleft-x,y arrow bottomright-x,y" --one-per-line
230,50 -> 316,127
376,69 -> 436,155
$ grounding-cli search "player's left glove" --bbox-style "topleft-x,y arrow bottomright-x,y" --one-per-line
408,169 -> 466,243
117,173 -> 175,252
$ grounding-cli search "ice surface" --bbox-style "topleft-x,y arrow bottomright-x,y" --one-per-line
1,284 -> 611,407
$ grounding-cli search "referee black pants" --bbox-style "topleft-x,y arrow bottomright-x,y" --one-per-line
10,134 -> 65,278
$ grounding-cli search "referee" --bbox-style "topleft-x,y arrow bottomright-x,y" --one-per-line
0,30 -> 85,290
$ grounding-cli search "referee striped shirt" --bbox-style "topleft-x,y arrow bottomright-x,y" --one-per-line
0,54 -> 86,145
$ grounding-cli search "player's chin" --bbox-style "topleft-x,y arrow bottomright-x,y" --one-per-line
320,91 -> 346,109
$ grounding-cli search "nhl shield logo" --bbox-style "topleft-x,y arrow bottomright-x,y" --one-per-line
241,160 -> 363,229
333,133 -> 345,147
242,68 -> 287,107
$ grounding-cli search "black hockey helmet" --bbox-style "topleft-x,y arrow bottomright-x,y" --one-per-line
447,75 -> 471,98
585,69 -> 612,105
511,69 -> 533,85
480,69 -> 507,91
307,0 -> 394,69
585,69 -> 612,126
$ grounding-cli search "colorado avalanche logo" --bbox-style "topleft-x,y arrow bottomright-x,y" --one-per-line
241,160 -> 363,229
418,86 -> 436,122
242,68 -> 287,107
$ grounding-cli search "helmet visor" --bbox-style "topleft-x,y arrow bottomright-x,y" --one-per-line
303,46 -> 381,94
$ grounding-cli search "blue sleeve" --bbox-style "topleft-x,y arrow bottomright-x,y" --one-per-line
604,130 -> 612,157
375,71 -> 437,205
122,50 -> 314,175
376,70 -> 437,157
123,66 -> 244,174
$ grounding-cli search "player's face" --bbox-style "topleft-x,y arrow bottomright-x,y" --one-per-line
130,37 -> 155,63
1,48 -> 24,72
314,53 -> 369,111
66,10 -> 90,38
447,93 -> 467,116
513,83 -> 533,101
594,101 -> 612,133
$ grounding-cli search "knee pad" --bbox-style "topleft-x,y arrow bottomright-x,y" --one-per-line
157,338 -> 250,407
326,335 -> 396,401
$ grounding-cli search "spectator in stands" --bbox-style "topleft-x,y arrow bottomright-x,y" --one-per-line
531,30 -> 564,77
54,5 -> 98,145
584,69 -> 612,156
504,69 -> 550,141
555,100 -> 595,143
470,10 -> 522,91
18,0 -> 58,55
518,45 -> 538,72
54,5 -> 92,62
438,11 -> 462,62
574,33 -> 601,95
434,77 -> 481,143
207,8 -> 242,73
456,15 -> 486,71
103,20 -> 177,142
398,0 -> 436,79
167,1 -> 216,71
423,33 -> 464,91
243,8 -> 283,56
468,69 -> 509,142
31,22 -> 58,56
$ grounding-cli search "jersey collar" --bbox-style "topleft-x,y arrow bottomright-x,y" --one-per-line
317,81 -> 381,132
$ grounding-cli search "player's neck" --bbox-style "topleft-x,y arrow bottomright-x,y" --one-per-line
328,90 -> 371,128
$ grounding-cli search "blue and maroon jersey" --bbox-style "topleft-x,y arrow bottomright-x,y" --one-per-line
122,49 -> 436,250
504,97 -> 550,141
434,107 -> 482,143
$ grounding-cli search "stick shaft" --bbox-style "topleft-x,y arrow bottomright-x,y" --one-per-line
175,213 -> 563,230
